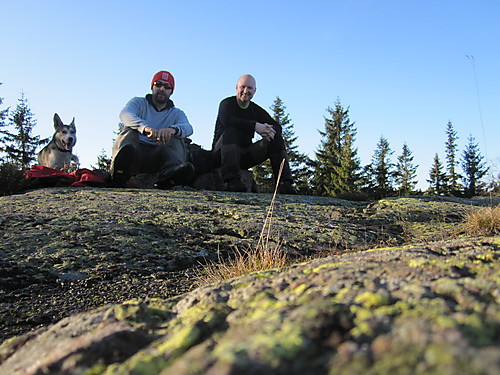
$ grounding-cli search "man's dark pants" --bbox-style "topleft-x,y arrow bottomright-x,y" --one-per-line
111,127 -> 187,179
192,127 -> 293,184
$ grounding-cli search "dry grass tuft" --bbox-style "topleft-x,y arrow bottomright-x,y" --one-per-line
463,205 -> 500,236
196,161 -> 289,286
196,242 -> 288,286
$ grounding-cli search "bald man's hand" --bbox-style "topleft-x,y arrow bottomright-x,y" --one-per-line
255,122 -> 276,142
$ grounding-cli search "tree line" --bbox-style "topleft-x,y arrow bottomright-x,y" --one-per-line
254,97 -> 494,198
0,89 -> 496,198
0,89 -> 49,195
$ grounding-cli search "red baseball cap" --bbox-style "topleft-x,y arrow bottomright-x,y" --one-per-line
151,71 -> 175,91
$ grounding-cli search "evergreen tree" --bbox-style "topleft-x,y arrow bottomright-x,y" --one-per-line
0,84 -> 10,161
91,122 -> 122,171
273,97 -> 312,194
94,148 -> 112,171
427,153 -> 447,195
444,120 -> 462,193
4,93 -> 47,169
461,135 -> 488,197
252,157 -> 273,193
312,99 -> 360,197
358,164 -> 373,195
363,136 -> 394,197
253,97 -> 312,193
395,143 -> 418,195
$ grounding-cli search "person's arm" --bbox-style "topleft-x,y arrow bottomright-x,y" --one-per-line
169,108 -> 193,138
119,97 -> 149,134
255,122 -> 276,141
254,104 -> 282,135
143,108 -> 193,144
251,103 -> 281,141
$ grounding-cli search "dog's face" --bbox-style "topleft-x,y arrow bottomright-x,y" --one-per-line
53,113 -> 77,150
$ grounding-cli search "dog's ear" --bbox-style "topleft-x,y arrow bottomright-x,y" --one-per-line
70,117 -> 76,130
53,113 -> 63,130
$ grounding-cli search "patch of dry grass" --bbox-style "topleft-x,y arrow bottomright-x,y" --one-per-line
463,205 -> 500,236
196,242 -> 288,286
196,161 -> 289,286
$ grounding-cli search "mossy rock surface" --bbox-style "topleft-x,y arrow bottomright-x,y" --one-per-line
0,188 -> 499,374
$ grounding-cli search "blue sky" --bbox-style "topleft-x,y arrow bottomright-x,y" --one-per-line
1,0 -> 498,189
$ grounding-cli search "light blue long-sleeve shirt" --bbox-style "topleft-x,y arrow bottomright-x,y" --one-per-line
119,95 -> 193,145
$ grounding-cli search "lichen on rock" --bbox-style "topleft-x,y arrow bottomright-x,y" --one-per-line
0,188 -> 499,374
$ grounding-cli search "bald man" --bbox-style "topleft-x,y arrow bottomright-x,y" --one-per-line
205,74 -> 296,193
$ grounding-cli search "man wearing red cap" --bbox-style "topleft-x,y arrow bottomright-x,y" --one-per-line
193,74 -> 296,193
110,70 -> 194,188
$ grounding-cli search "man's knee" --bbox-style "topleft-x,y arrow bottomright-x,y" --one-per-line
164,137 -> 187,160
249,140 -> 270,161
112,128 -> 140,158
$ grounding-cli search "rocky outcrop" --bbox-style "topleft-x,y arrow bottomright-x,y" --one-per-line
0,188 -> 498,374
1,237 -> 499,374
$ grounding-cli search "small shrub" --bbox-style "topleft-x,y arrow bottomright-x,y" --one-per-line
463,205 -> 500,236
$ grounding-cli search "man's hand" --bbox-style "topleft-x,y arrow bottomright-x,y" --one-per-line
255,122 -> 276,142
143,126 -> 176,144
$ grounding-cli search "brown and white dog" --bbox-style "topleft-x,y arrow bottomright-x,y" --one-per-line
38,113 -> 79,171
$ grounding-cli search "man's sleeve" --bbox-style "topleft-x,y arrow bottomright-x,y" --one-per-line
119,98 -> 148,134
254,104 -> 282,135
172,109 -> 194,138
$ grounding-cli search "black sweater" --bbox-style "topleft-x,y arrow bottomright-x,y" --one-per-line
212,96 -> 281,149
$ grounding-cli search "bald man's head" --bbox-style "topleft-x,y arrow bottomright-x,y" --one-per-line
236,74 -> 257,107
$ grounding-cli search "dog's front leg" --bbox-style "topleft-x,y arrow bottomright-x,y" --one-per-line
71,155 -> 80,170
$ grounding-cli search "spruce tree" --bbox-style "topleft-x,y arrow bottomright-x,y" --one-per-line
253,97 -> 312,193
273,97 -> 312,194
0,84 -> 10,161
427,153 -> 447,195
395,143 -> 418,195
358,164 -> 373,196
94,148 -> 112,171
461,135 -> 488,197
444,121 -> 462,194
252,156 -> 273,193
312,99 -> 360,197
363,136 -> 394,198
4,93 -> 47,169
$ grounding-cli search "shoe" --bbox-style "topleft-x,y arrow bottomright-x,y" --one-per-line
155,162 -> 195,189
278,180 -> 298,195
111,145 -> 135,187
225,177 -> 247,192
